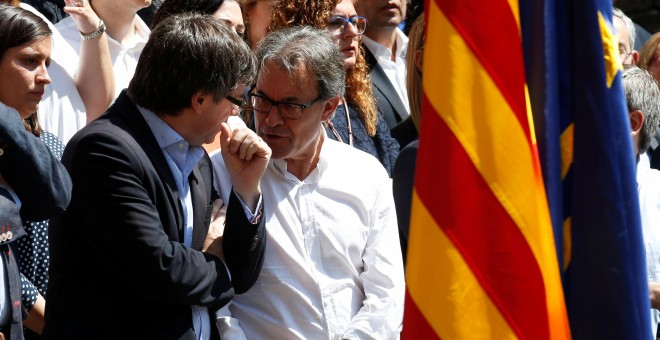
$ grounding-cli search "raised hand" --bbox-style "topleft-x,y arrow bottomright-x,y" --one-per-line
219,123 -> 271,210
63,0 -> 101,35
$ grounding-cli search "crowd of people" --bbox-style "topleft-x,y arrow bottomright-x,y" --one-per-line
2,0 -> 659,339
0,0 -> 416,338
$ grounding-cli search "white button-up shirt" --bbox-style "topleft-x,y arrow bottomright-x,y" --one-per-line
220,133 -> 405,339
362,29 -> 410,116
55,16 -> 149,99
637,157 -> 660,337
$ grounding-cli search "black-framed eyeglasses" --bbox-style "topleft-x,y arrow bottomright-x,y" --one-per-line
247,87 -> 324,120
225,94 -> 245,107
326,15 -> 367,36
225,93 -> 248,114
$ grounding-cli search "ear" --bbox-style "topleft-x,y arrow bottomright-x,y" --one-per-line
630,109 -> 644,155
190,91 -> 207,114
321,95 -> 341,121
414,47 -> 424,73
632,50 -> 640,65
630,109 -> 644,133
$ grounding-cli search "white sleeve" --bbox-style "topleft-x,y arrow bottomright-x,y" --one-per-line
216,304 -> 248,340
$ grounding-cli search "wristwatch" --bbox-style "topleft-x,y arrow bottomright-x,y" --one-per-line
80,19 -> 106,41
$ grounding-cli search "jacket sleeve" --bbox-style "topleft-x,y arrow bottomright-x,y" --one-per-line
375,111 -> 400,177
62,129 -> 234,310
0,103 -> 72,221
223,190 -> 266,294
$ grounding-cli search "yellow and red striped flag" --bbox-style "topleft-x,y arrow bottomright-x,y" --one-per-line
402,0 -> 570,338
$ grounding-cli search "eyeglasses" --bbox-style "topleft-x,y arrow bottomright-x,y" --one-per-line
326,15 -> 367,36
248,88 -> 324,120
225,94 -> 247,114
619,46 -> 633,63
225,94 -> 245,107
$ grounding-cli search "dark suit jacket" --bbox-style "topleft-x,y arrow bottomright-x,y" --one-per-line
363,46 -> 418,148
0,102 -> 72,221
392,139 -> 419,265
0,102 -> 72,338
43,91 -> 266,339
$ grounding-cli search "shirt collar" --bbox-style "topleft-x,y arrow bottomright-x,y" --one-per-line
362,28 -> 408,61
136,105 -> 204,174
270,125 -> 328,184
106,16 -> 150,50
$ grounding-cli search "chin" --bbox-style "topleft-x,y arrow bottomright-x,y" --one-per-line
344,59 -> 356,70
270,147 -> 293,161
20,107 -> 37,120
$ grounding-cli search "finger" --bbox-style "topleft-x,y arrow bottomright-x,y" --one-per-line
237,134 -> 258,160
219,123 -> 232,156
63,0 -> 84,9
228,128 -> 249,155
242,136 -> 265,162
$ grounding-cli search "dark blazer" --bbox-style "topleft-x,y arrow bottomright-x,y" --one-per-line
0,102 -> 71,339
363,46 -> 419,148
392,139 -> 419,265
0,103 -> 72,221
43,91 -> 266,339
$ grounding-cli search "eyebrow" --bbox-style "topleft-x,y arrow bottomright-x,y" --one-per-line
22,51 -> 51,66
255,89 -> 302,103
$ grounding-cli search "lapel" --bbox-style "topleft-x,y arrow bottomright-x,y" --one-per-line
363,46 -> 408,125
113,91 -> 184,240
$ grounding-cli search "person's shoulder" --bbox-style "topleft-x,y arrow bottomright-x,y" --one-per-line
323,138 -> 389,179
54,17 -> 81,46
401,139 -> 419,153
54,15 -> 76,31
642,167 -> 660,185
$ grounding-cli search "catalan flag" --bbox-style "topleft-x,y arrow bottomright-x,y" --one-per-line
521,0 -> 651,338
402,0 -> 570,338
403,0 -> 652,337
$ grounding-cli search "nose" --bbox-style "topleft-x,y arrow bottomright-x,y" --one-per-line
264,105 -> 284,127
342,21 -> 358,38
36,64 -> 51,85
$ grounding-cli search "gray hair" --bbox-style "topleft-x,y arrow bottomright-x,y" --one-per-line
623,66 -> 660,153
613,7 -> 636,51
254,26 -> 345,100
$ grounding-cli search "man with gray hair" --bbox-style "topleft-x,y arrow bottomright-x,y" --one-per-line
613,7 -> 638,66
623,66 -> 660,337
215,26 -> 405,339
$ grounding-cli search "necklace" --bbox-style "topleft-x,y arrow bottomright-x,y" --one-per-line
324,98 -> 353,146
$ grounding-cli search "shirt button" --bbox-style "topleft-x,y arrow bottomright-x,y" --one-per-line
178,143 -> 184,149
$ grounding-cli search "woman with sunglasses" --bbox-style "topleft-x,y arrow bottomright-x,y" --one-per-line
269,0 -> 399,176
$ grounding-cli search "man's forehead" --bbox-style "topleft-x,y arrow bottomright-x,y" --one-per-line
256,63 -> 316,95
613,16 -> 629,42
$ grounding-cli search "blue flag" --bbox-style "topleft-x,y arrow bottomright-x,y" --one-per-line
520,0 -> 652,338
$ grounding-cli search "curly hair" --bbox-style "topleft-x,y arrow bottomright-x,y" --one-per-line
269,0 -> 377,136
